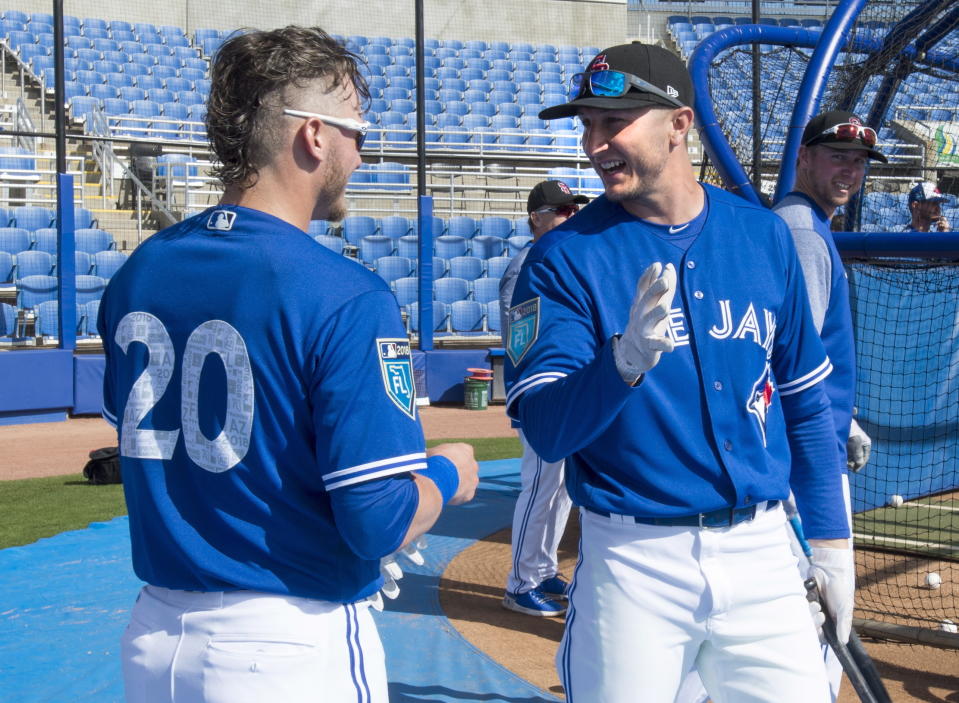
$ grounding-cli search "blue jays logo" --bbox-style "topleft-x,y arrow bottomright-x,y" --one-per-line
507,298 -> 540,365
746,363 -> 776,446
206,209 -> 236,231
377,338 -> 416,419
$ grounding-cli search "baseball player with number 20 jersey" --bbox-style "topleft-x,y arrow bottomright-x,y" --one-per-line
505,43 -> 852,702
99,27 -> 478,703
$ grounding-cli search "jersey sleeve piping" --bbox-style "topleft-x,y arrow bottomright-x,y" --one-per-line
323,452 -> 427,491
778,357 -> 833,396
102,406 -> 117,428
505,371 -> 567,415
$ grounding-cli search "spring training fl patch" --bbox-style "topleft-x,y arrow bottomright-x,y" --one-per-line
377,338 -> 416,419
506,297 -> 540,365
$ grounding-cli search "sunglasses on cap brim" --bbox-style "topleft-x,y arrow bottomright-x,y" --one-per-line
571,70 -> 685,109
536,204 -> 580,217
804,122 -> 878,149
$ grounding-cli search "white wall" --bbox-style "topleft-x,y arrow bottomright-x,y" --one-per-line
11,0 -> 627,48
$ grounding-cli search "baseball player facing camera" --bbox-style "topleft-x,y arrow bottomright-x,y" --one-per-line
504,43 -> 853,702
904,181 -> 952,232
99,26 -> 478,703
499,180 -> 588,617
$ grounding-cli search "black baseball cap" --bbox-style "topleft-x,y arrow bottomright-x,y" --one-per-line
539,42 -> 693,120
801,110 -> 887,163
527,180 -> 590,213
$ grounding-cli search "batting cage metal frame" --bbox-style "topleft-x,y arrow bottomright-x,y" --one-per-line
689,0 -> 959,648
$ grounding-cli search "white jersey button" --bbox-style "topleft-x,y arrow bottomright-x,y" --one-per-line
724,439 -> 733,451
694,290 -> 704,299
713,381 -> 723,391
686,261 -> 696,269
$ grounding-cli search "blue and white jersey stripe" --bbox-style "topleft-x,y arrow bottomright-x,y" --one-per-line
324,452 -> 427,491
505,371 -> 566,414
778,357 -> 833,396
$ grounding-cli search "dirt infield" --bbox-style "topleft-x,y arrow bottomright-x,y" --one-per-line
2,405 -> 956,698
0,404 -> 514,480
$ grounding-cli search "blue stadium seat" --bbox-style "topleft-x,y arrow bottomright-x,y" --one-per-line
342,216 -> 378,245
359,235 -> 394,265
507,235 -> 533,256
15,250 -> 54,278
0,251 -> 14,284
446,216 -> 478,239
372,162 -> 411,191
408,301 -> 449,334
434,235 -> 469,259
485,256 -> 512,279
450,300 -> 485,334
314,234 -> 344,255
434,276 -> 470,304
486,300 -> 502,334
12,207 -> 54,232
30,228 -> 56,254
471,235 -> 507,259
393,277 -> 419,307
75,274 -> 107,305
427,255 -> 448,280
374,255 -> 413,284
73,250 -> 93,275
92,250 -> 127,278
479,217 -> 512,239
75,228 -> 114,254
448,255 -> 484,281
87,83 -> 120,100
396,235 -> 419,259
34,300 -> 85,338
16,274 -> 58,308
380,216 -> 412,240
307,220 -> 329,237
472,276 -> 502,304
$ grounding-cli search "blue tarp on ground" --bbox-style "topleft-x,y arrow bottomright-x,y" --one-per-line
0,459 -> 559,703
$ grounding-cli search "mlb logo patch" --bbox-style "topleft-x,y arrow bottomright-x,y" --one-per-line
377,338 -> 416,419
206,210 -> 237,231
506,297 -> 540,366
557,181 -> 572,195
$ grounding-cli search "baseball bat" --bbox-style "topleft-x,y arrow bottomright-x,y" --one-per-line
788,516 -> 892,703
803,578 -> 887,703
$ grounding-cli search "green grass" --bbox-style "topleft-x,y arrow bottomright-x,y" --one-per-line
0,474 -> 127,549
0,437 -> 520,550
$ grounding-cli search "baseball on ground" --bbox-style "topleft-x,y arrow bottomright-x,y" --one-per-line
925,572 -> 942,589
939,619 -> 957,634
889,494 -> 904,507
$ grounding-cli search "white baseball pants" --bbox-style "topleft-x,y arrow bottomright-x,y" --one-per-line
121,585 -> 387,703
506,429 -> 573,594
558,506 -> 830,703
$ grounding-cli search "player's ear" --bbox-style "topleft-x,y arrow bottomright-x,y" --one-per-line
293,116 -> 326,165
669,107 -> 694,146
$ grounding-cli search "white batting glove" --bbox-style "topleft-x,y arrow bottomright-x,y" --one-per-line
376,536 -> 429,605
809,547 -> 855,644
613,262 -> 677,383
846,418 -> 871,472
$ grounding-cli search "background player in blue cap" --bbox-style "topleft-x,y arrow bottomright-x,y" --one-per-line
775,109 -> 883,700
904,181 -> 951,232
505,42 -> 852,702
499,179 -> 587,617
98,26 -> 478,703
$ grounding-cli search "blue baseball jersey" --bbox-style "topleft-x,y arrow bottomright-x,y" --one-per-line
99,205 -> 426,602
773,193 -> 856,464
504,185 -> 849,539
